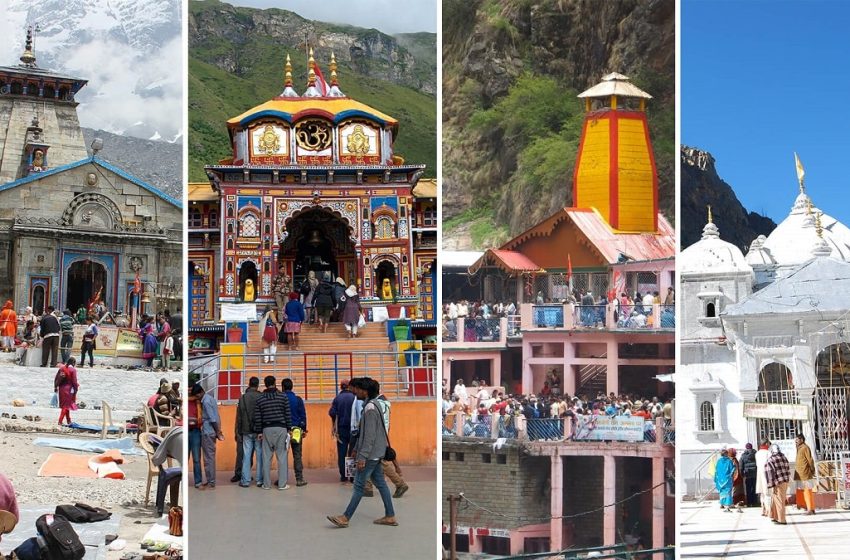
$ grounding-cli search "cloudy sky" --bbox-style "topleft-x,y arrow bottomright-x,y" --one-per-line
231,0 -> 437,34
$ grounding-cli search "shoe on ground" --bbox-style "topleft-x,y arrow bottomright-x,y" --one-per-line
373,516 -> 398,526
393,484 -> 409,499
238,482 -> 250,488
296,480 -> 308,487
257,482 -> 263,487
807,510 -> 816,515
327,515 -> 349,528
279,484 -> 290,490
230,475 -> 240,483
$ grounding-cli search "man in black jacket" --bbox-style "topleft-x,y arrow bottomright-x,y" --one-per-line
253,375 -> 292,490
313,274 -> 337,333
235,376 -> 264,487
40,307 -> 61,368
740,443 -> 758,507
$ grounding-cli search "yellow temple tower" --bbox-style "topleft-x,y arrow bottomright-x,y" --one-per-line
573,72 -> 657,232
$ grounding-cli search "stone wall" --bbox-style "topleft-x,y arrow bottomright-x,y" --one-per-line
442,438 -> 550,530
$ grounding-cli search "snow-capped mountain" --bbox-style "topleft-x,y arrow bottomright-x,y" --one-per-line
0,0 -> 183,143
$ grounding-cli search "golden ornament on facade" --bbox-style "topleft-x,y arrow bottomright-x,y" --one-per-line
295,120 -> 332,151
257,125 -> 281,155
346,124 -> 370,155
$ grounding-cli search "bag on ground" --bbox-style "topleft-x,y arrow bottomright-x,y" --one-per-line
35,513 -> 85,560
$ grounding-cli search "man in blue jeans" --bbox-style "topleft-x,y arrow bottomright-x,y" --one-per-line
328,380 -> 355,482
235,376 -> 264,487
327,377 -> 397,528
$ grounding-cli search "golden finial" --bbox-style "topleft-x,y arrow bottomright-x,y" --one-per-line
794,152 -> 805,193
284,54 -> 293,87
707,205 -> 712,224
19,26 -> 36,66
806,197 -> 813,216
307,47 -> 316,86
330,52 -> 338,86
815,211 -> 824,239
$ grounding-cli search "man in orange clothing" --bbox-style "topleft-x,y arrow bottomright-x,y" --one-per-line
0,301 -> 16,352
794,434 -> 816,515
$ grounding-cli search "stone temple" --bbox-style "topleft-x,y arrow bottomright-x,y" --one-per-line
0,29 -> 182,316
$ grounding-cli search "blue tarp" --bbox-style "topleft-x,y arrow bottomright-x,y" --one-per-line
32,436 -> 144,455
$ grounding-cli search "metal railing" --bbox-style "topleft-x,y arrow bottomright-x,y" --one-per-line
503,545 -> 674,560
574,304 -> 607,328
507,314 -> 521,336
463,317 -> 502,342
692,450 -> 720,503
188,349 -> 437,402
442,318 -> 458,342
526,417 -> 566,441
533,305 -> 564,328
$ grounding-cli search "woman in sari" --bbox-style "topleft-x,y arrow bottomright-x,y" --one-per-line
54,357 -> 79,426
729,447 -> 746,506
714,449 -> 736,512
140,317 -> 158,367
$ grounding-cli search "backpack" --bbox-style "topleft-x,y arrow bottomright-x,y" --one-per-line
55,503 -> 111,523
35,513 -> 85,560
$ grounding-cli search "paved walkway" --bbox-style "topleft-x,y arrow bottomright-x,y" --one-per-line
680,500 -> 850,558
189,467 -> 437,558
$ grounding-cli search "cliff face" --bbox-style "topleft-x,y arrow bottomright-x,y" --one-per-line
442,0 -> 674,250
189,1 -> 435,94
681,145 -> 776,251
188,0 -> 436,182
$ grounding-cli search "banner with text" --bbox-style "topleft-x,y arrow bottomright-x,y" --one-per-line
743,401 -> 809,421
574,415 -> 645,442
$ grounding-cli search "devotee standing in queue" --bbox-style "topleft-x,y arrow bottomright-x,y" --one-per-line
200,383 -> 224,489
755,439 -> 771,516
329,381 -> 355,482
188,384 -> 203,488
341,284 -> 362,338
236,376 -> 264,488
283,378 -> 308,486
253,376 -> 292,490
739,443 -> 758,507
714,449 -> 736,512
794,434 -> 816,515
766,444 -> 791,524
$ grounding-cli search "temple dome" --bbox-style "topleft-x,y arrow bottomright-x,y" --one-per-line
761,191 -> 850,269
680,221 -> 752,275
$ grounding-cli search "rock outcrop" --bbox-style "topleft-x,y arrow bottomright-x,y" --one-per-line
681,145 -> 776,251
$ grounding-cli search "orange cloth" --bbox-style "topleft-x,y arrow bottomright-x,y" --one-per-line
0,301 -> 16,337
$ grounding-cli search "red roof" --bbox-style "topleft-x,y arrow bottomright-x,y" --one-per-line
565,208 -> 675,264
469,249 -> 545,275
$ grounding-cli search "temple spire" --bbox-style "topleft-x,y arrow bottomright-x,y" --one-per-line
327,51 -> 345,97
303,47 -> 321,97
707,205 -> 712,224
19,26 -> 36,67
281,53 -> 298,97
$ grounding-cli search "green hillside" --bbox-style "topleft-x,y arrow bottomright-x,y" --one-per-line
188,6 -> 436,182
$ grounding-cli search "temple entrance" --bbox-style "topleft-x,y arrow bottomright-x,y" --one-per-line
66,260 -> 107,314
279,207 -> 356,287
239,261 -> 258,302
754,362 -> 801,444
375,260 -> 397,300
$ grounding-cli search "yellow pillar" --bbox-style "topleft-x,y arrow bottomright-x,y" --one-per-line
610,95 -> 617,110
585,98 -> 591,112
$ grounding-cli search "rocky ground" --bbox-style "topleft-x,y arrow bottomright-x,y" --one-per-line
0,356 -> 183,559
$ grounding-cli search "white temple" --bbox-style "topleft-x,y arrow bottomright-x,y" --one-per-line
680,174 -> 850,505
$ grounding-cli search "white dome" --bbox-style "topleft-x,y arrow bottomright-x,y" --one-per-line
762,191 -> 850,268
681,222 -> 752,275
745,235 -> 775,265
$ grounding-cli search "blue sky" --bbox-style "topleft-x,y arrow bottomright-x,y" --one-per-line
682,0 -> 850,225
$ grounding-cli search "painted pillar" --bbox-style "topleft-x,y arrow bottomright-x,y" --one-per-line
564,338 -> 576,396
492,352 -> 502,389
603,455 -> 616,546
550,454 -> 563,550
652,456 -> 666,560
606,338 -> 619,395
522,339 -> 533,394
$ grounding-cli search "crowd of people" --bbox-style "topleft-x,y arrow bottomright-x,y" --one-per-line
712,434 -> 817,524
442,287 -> 675,339
0,300 -> 180,371
443,376 -> 672,441
265,267 -> 364,354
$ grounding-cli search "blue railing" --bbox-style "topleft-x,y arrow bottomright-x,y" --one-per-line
533,305 -> 564,327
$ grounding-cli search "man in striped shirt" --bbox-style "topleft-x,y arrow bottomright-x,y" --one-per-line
765,444 -> 792,525
253,376 -> 292,490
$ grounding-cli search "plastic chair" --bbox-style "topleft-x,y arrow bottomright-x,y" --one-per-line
142,433 -> 181,515
100,400 -> 127,440
145,405 -> 174,438
139,433 -> 160,506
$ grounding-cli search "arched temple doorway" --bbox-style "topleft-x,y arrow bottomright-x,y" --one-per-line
66,260 -> 107,314
754,362 -> 801,444
375,259 -> 397,300
279,207 -> 356,287
239,261 -> 259,302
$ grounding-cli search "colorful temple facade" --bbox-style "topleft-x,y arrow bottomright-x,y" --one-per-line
189,52 -> 436,335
